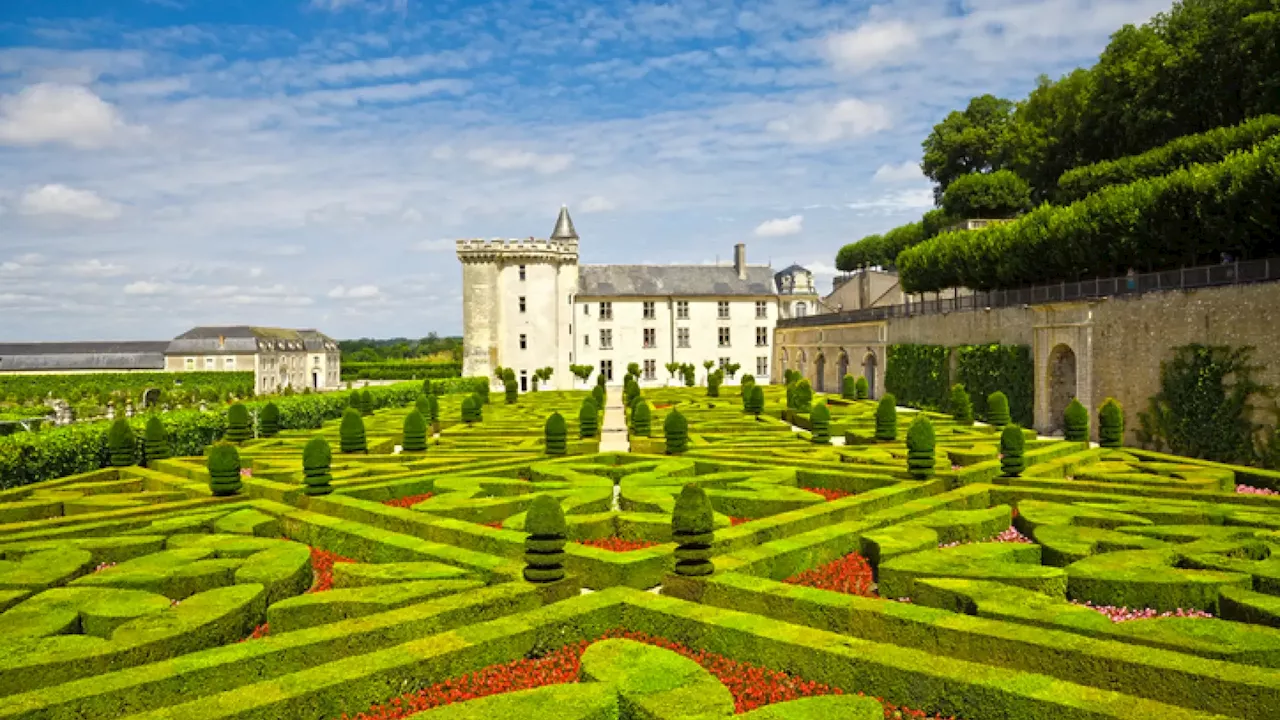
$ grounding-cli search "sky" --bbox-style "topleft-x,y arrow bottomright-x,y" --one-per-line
0,0 -> 1175,341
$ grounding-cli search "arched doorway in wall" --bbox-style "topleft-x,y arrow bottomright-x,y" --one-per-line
815,354 -> 826,392
862,351 -> 878,399
1047,344 -> 1077,434
837,351 -> 850,386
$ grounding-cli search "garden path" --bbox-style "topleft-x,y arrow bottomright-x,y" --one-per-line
598,385 -> 631,453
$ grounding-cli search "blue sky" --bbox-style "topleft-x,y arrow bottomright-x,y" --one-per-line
0,0 -> 1173,341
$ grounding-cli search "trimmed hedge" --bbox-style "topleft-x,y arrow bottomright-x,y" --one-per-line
207,442 -> 242,496
884,345 -> 949,411
949,384 -> 973,426
143,415 -> 171,463
1000,425 -> 1026,477
402,410 -> 428,452
225,403 -> 252,443
107,418 -> 135,467
875,396 -> 897,441
1100,398 -> 1125,448
259,402 -> 281,437
303,435 -> 334,496
672,484 -> 714,577
340,361 -> 462,381
1064,399 -> 1089,441
809,403 -> 830,445
664,410 -> 689,454
954,345 -> 1033,427
340,408 -> 368,454
545,413 -> 568,456
907,417 -> 936,479
524,494 -> 568,583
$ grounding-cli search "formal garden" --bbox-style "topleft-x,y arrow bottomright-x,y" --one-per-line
1,370 -> 1278,720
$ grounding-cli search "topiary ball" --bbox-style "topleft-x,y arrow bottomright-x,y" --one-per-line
1099,398 -> 1124,448
302,435 -> 333,496
107,418 -> 136,467
339,408 -> 368,453
523,494 -> 567,583
402,410 -> 428,452
810,402 -> 831,444
206,442 -> 242,496
664,409 -> 689,454
1064,398 -> 1089,442
631,401 -> 652,437
259,402 -> 280,437
225,402 -> 252,443
950,384 -> 973,426
461,395 -> 479,423
841,374 -> 856,400
545,412 -> 568,456
672,484 -> 714,577
875,395 -> 897,441
855,376 -> 869,400
1000,424 -> 1026,477
987,391 -> 1011,427
143,415 -> 170,464
906,416 -> 936,479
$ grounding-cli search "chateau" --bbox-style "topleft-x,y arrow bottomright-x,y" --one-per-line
456,207 -> 817,391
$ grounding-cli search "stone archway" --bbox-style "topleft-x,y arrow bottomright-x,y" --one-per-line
815,354 -> 826,392
1047,344 -> 1077,434
862,351 -> 878,399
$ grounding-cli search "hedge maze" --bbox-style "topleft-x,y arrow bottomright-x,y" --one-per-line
2,385 -> 1279,720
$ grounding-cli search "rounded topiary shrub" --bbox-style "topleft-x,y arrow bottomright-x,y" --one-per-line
143,415 -> 170,464
591,384 -> 605,411
987,391 -> 1011,427
258,402 -> 281,437
664,409 -> 689,454
632,400 -> 652,437
841,374 -> 856,400
302,435 -> 333,496
672,484 -> 714,577
523,494 -> 567,583
1099,398 -> 1124,448
855,375 -> 869,400
462,394 -> 483,423
707,370 -> 723,398
545,412 -> 567,456
207,442 -> 242,496
402,410 -> 428,452
747,384 -> 765,416
741,374 -> 756,397
579,398 -> 599,439
875,394 -> 897,441
950,384 -> 973,426
107,418 -> 136,467
1000,424 -> 1026,477
339,408 -> 368,454
810,402 -> 831,445
906,416 -> 936,480
793,379 -> 813,413
225,402 -> 252,443
1064,398 -> 1089,442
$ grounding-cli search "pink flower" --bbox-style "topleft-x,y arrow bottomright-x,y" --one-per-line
1237,484 -> 1279,496
240,468 -> 253,477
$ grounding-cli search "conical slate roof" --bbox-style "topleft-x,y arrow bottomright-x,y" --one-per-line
550,205 -> 578,240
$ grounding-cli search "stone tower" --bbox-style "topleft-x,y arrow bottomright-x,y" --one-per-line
456,206 -> 580,390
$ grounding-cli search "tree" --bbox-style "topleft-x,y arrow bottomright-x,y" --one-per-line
302,436 -> 333,496
523,495 -> 567,583
665,362 -> 680,381
579,397 -> 599,439
672,484 -> 714,577
107,418 -> 135,467
631,400 -> 651,437
723,362 -> 740,380
461,394 -> 482,423
144,416 -> 170,464
570,364 -> 594,387
226,403 -> 252,443
1099,397 -> 1125,448
921,94 -> 1018,201
664,409 -> 689,454
810,402 -> 831,445
907,416 -> 936,479
402,410 -> 428,452
1064,399 -> 1090,442
207,442 -> 242,496
940,169 -> 1033,220
792,379 -> 813,413
950,384 -> 974,426
627,362 -> 641,378
707,369 -> 724,398
875,395 -> 897,441
340,408 -> 367,453
258,402 -> 280,437
545,412 -> 567,456
1000,425 -> 1026,477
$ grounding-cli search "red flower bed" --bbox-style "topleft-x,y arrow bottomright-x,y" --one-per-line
483,520 -> 505,529
383,493 -> 434,508
802,486 -> 852,502
310,547 -> 356,593
729,516 -> 751,527
239,623 -> 270,642
783,552 -> 876,597
337,629 -> 956,720
577,537 -> 661,552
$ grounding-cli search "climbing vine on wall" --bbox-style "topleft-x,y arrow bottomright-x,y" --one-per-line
954,344 -> 1034,427
884,345 -> 950,411
1136,344 -> 1274,465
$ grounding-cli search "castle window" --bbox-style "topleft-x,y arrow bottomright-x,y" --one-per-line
519,265 -> 526,281
643,301 -> 655,320
600,302 -> 613,321
756,357 -> 769,377
520,334 -> 527,349
643,328 -> 656,349
717,301 -> 730,319
225,357 -> 236,370
205,357 -> 214,369
795,302 -> 807,317
185,357 -> 194,370
600,329 -> 613,349
756,327 -> 768,346
519,296 -> 526,313
584,334 -> 589,347
719,357 -> 730,369
583,303 -> 590,316
676,301 -> 689,319
755,301 -> 768,319
718,328 -> 731,347
600,360 -> 614,382
643,360 -> 656,381
677,328 -> 690,348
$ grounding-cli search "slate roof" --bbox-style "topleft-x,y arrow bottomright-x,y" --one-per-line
0,342 -> 168,371
550,206 -> 578,241
577,265 -> 778,297
165,326 -> 337,355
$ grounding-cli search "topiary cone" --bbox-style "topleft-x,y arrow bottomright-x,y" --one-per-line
207,442 -> 242,496
579,398 -> 598,439
855,375 -> 869,400
545,412 -> 568,456
810,402 -> 831,444
402,410 -> 428,452
225,402 -> 252,443
504,377 -> 518,404
1000,424 -> 1026,477
664,409 -> 689,454
361,390 -> 375,415
950,384 -> 973,426
523,494 -> 567,583
793,379 -> 813,413
339,408 -> 367,453
415,396 -> 431,420
107,418 -> 136,467
591,384 -> 605,411
631,400 -> 651,437
672,484 -> 714,577
906,416 -> 936,479
1098,398 -> 1124,448
875,395 -> 897,441
302,435 -> 333,496
747,384 -> 765,416
987,391 -> 1011,427
840,374 -> 855,400
1063,398 -> 1089,442
259,402 -> 280,437
426,394 -> 440,423
143,415 -> 170,464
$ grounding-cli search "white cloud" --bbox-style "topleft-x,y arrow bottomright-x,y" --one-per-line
124,280 -> 170,295
413,238 -> 455,252
872,161 -> 925,183
328,284 -> 381,299
295,80 -> 470,108
579,195 -> 617,213
754,214 -> 804,237
824,20 -> 920,72
766,99 -> 892,143
0,83 -> 141,149
467,148 -> 573,174
846,188 -> 935,215
309,0 -> 408,13
68,259 -> 128,277
18,184 -> 123,220
248,267 -> 264,278
261,244 -> 305,257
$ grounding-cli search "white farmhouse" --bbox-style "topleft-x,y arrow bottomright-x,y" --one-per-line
456,206 -> 799,390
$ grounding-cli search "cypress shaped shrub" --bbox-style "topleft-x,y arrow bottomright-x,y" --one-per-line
426,394 -> 440,423
785,381 -> 797,410
461,394 -> 483,423
741,375 -> 756,398
362,390 -> 375,415
302,436 -> 333,496
259,402 -> 280,437
596,372 -> 607,389
340,408 -> 368,453
672,484 -> 714,577
747,385 -> 765,416
987,391 -> 1011,427
415,396 -> 431,420
143,415 -> 170,464
809,402 -> 830,445
855,376 -> 869,400
402,410 -> 428,452
707,369 -> 723,398
1099,398 -> 1125,448
107,418 -> 136,467
523,495 -> 567,583
906,416 -> 936,480
950,384 -> 973,426
841,374 -> 856,400
475,382 -> 489,405
503,368 -> 518,404
624,375 -> 639,406
545,413 -> 567,456
579,398 -> 599,439
1064,399 -> 1089,441
631,400 -> 651,437
422,378 -> 435,397
664,409 -> 689,454
875,395 -> 897,441
793,379 -> 813,413
1000,425 -> 1026,477
225,403 -> 252,443
207,442 -> 242,496
591,384 -> 605,411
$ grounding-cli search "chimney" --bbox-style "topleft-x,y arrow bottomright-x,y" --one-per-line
734,243 -> 747,280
